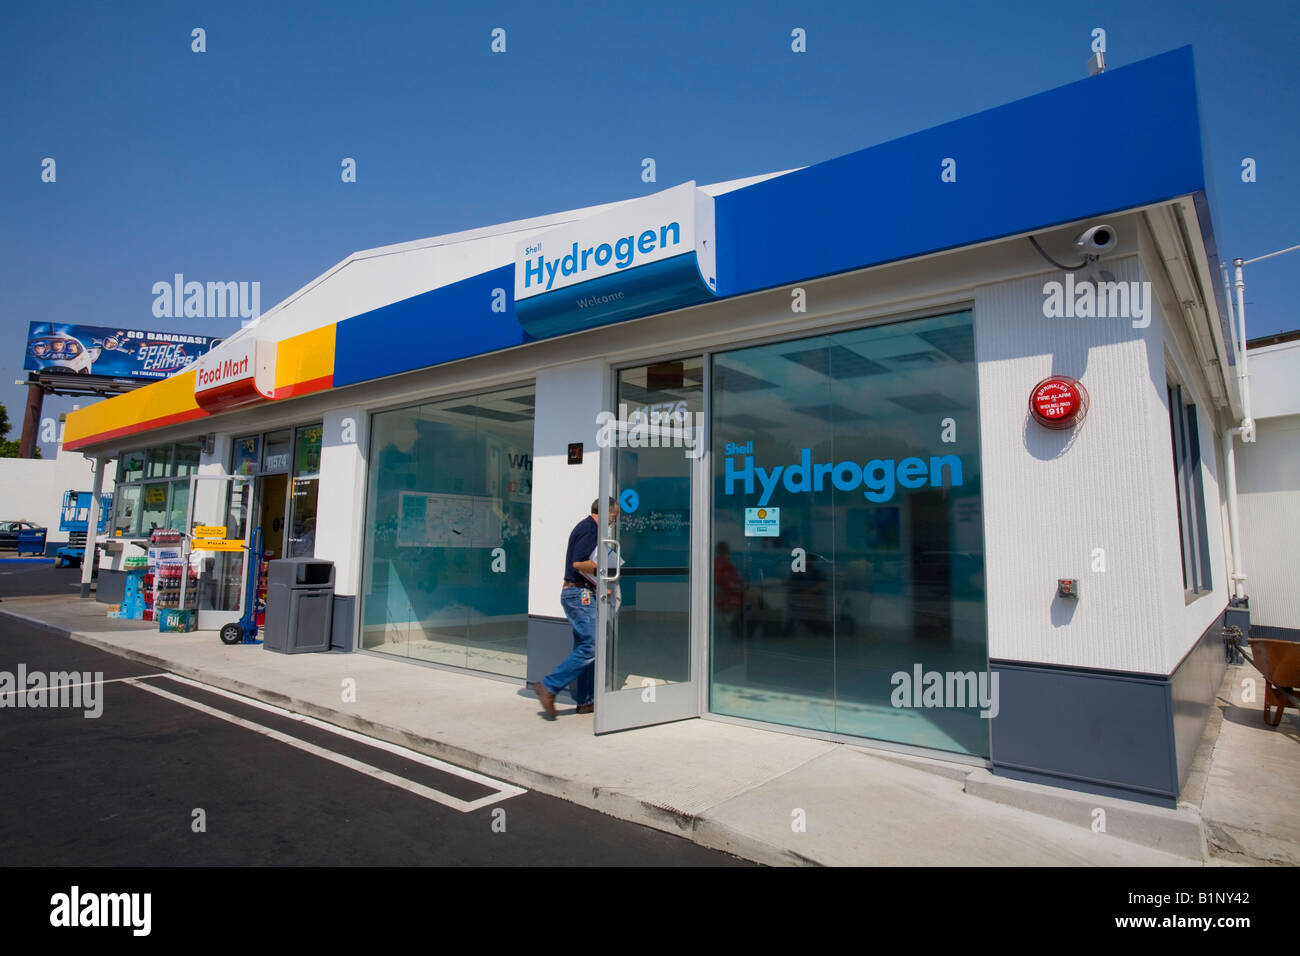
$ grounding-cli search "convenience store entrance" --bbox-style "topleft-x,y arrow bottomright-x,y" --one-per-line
188,474 -> 254,632
257,473 -> 288,562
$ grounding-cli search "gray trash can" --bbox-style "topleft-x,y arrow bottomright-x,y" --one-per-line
264,558 -> 335,654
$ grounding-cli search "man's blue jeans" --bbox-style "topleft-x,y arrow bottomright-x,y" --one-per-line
543,586 -> 596,707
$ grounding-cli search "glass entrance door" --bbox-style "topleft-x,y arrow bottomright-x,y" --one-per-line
188,475 -> 253,632
594,358 -> 704,733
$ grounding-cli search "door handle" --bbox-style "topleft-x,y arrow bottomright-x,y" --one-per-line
600,537 -> 620,582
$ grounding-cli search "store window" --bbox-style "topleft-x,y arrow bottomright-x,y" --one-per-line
289,424 -> 322,557
232,435 -> 260,477
145,446 -> 172,478
120,451 -> 145,484
111,485 -> 142,537
263,430 -> 291,473
174,442 -> 201,477
710,309 -> 988,756
360,384 -> 535,678
111,441 -> 204,537
167,481 -> 190,534
1168,383 -> 1212,595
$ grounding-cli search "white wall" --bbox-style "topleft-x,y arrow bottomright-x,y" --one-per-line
316,406 -> 368,596
0,442 -> 116,544
1247,338 -> 1300,419
976,256 -> 1176,674
1235,415 -> 1300,629
1235,340 -> 1300,630
527,362 -> 606,619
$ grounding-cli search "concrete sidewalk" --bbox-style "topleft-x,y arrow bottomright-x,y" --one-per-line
3,594 -> 1294,866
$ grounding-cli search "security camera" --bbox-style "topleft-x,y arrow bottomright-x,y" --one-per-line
1074,224 -> 1117,254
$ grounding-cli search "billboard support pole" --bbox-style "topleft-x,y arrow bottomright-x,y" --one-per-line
18,381 -> 43,459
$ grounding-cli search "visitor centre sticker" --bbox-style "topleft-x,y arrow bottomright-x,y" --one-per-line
745,507 -> 780,537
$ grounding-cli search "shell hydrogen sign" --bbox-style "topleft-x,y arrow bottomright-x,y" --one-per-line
193,338 -> 276,412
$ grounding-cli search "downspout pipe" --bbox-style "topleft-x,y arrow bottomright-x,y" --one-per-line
1222,424 -> 1247,602
1233,258 -> 1256,444
1220,245 -> 1300,604
1219,261 -> 1247,602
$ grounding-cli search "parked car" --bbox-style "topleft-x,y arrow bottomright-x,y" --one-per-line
0,521 -> 47,551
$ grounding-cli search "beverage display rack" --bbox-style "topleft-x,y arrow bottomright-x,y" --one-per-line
145,529 -> 195,622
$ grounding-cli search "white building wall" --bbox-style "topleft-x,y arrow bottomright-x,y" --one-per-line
1143,255 -> 1233,668
1247,338 -> 1300,419
1235,337 -> 1300,630
0,442 -> 116,544
1235,414 -> 1300,629
317,406 -> 368,597
527,362 -> 606,620
975,256 -> 1172,674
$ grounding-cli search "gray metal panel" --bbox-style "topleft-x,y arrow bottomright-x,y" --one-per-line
527,616 -> 579,701
96,568 -> 126,604
990,660 -> 1179,803
1170,613 -> 1230,791
330,594 -> 356,652
288,589 -> 332,653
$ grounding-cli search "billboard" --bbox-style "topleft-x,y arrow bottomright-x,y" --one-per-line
23,322 -> 221,381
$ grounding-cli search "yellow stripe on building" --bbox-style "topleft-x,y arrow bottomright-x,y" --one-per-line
274,325 -> 335,394
64,371 -> 206,451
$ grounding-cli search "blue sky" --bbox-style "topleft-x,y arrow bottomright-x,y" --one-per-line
2,0 -> 1297,451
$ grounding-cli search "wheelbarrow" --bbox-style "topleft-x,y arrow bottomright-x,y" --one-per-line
1246,638 -> 1300,726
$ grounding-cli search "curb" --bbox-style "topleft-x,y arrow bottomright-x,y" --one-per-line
1,608 -> 814,867
963,769 -> 1208,861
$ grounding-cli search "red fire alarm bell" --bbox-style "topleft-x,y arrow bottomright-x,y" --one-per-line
1029,376 -> 1089,430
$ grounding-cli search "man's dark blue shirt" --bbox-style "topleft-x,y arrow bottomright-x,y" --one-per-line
564,515 -> 599,587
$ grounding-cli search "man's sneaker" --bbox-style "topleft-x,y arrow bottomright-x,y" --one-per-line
533,682 -> 557,719
576,703 -> 594,715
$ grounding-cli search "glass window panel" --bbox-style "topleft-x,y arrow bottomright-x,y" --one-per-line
112,485 -> 141,537
289,477 -> 318,557
232,435 -> 260,477
1185,404 -> 1211,591
711,310 -> 988,757
360,385 -> 534,679
120,450 -> 145,483
294,424 -> 323,477
1167,386 -> 1189,590
145,445 -> 173,478
167,480 -> 190,535
263,430 -> 291,473
174,442 -> 201,477
139,482 -> 170,535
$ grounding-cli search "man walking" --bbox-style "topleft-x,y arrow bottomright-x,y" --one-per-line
533,498 -> 618,719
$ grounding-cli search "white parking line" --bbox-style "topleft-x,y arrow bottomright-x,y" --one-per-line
124,674 -> 524,812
